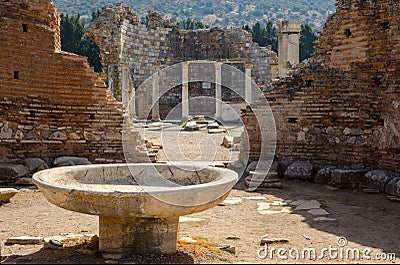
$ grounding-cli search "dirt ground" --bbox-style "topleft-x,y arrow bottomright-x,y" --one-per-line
1,123 -> 399,264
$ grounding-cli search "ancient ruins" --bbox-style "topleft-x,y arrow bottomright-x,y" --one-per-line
1,0 -> 400,262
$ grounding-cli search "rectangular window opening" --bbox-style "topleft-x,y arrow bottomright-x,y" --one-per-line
22,24 -> 28,32
14,71 -> 20,79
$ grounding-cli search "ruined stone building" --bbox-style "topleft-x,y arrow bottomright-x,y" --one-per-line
0,0 -> 127,163
86,4 -> 285,120
243,0 -> 400,171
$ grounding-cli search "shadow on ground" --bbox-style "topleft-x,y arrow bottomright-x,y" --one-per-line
235,176 -> 400,260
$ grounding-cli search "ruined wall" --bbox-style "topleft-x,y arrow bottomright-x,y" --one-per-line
0,0 -> 126,163
244,0 -> 400,171
87,4 -> 273,117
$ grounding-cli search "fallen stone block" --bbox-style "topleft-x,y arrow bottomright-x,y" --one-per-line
14,177 -> 34,186
23,158 -> 49,174
364,170 -> 398,191
362,188 -> 379,194
284,161 -> 315,180
385,177 -> 400,197
0,163 -> 30,184
293,200 -> 321,210
314,217 -> 336,222
208,128 -> 225,134
387,195 -> 400,202
5,236 -> 44,245
183,121 -> 199,131
207,122 -> 220,129
260,237 -> 289,245
218,244 -> 236,254
315,166 -> 336,184
218,197 -> 242,206
222,135 -> 234,148
53,156 -> 91,167
179,236 -> 197,244
331,169 -> 368,185
307,208 -> 330,216
0,188 -> 18,204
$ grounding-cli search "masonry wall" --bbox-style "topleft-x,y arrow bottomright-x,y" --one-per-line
87,4 -> 273,117
0,0 -> 126,163
243,0 -> 400,171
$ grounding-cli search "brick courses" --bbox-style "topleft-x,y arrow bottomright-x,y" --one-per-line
0,0 -> 126,162
243,0 -> 400,171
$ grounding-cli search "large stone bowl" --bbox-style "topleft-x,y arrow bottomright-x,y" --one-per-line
32,163 -> 237,256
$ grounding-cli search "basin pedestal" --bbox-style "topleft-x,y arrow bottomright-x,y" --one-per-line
99,216 -> 179,256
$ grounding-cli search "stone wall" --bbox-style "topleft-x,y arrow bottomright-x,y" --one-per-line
87,4 -> 273,115
243,0 -> 400,172
0,0 -> 126,163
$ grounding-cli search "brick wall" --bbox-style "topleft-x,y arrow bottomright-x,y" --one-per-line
87,4 -> 274,111
243,0 -> 400,171
0,0 -> 126,163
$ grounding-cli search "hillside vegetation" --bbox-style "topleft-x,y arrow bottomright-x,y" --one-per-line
53,0 -> 335,31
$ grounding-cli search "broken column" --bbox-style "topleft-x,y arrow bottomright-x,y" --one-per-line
277,21 -> 301,78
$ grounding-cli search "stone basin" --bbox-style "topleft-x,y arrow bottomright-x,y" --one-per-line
32,163 -> 237,256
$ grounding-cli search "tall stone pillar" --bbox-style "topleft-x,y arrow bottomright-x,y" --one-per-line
277,21 -> 301,78
244,62 -> 252,105
121,63 -> 129,107
152,62 -> 160,122
215,62 -> 222,121
182,62 -> 189,121
129,73 -> 136,118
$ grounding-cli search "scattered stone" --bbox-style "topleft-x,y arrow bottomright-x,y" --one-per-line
218,197 -> 242,206
362,188 -> 379,194
179,216 -> 207,223
387,195 -> 400,202
307,208 -> 330,216
331,169 -> 368,185
14,177 -> 33,186
23,158 -> 49,173
314,217 -> 337,222
364,170 -> 398,191
284,161 -> 315,180
385,177 -> 400,197
207,122 -> 220,129
324,185 -> 339,191
183,121 -> 199,131
0,188 -> 18,204
303,234 -> 311,240
276,160 -> 290,177
226,236 -> 240,240
294,200 -> 321,210
260,237 -> 289,245
208,128 -> 225,134
315,166 -> 336,184
218,244 -> 236,254
0,163 -> 30,184
222,135 -> 234,148
241,196 -> 266,200
53,156 -> 91,167
49,239 -> 63,247
179,236 -> 197,244
257,202 -> 291,215
5,236 -> 44,245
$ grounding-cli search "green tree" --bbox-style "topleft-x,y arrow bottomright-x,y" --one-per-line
60,13 -> 102,72
299,24 -> 317,62
243,20 -> 278,52
178,18 -> 209,30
